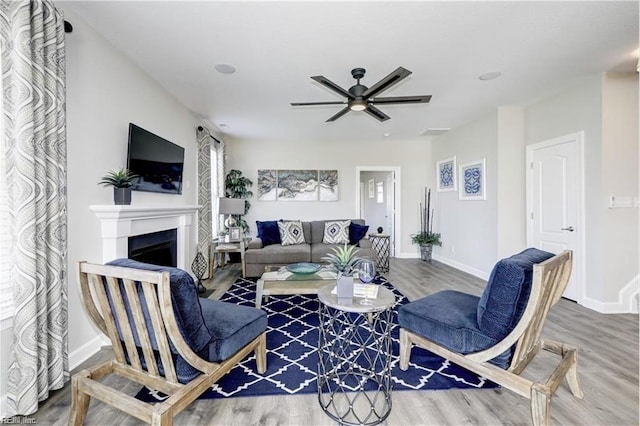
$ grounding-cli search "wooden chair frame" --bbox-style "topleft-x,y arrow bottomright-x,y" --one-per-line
399,250 -> 583,426
69,262 -> 267,426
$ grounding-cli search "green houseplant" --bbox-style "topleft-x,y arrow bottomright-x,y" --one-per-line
322,244 -> 363,299
98,168 -> 139,205
411,187 -> 442,262
224,169 -> 253,235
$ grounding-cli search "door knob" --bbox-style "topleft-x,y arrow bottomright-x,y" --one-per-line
561,226 -> 574,232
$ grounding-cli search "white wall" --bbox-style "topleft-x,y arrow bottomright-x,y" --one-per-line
429,112 -> 499,278
1,6 -> 202,414
225,136 -> 430,257
525,73 -> 639,310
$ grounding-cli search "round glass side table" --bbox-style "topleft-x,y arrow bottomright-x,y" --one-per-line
316,284 -> 396,426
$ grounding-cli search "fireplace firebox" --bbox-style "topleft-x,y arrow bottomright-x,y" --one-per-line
128,229 -> 177,267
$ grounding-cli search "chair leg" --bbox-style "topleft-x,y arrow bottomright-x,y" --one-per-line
564,348 -> 584,399
68,373 -> 91,426
399,328 -> 411,371
530,384 -> 551,426
255,333 -> 267,374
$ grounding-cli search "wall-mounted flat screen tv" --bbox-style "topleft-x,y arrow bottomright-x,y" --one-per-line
127,123 -> 184,195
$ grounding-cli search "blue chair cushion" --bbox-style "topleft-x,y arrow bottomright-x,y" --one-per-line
105,259 -> 267,383
476,248 -> 554,341
398,290 -> 511,368
200,298 -> 267,362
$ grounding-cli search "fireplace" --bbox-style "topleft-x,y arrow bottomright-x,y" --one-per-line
128,229 -> 177,267
90,205 -> 199,270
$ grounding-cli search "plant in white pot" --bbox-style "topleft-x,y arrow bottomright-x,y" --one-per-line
411,187 -> 442,262
322,244 -> 363,299
98,168 -> 139,205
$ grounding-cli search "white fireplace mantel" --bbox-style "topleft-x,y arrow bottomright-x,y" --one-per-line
90,205 -> 200,269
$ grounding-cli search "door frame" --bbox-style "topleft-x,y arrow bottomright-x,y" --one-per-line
355,166 -> 401,259
525,131 -> 585,304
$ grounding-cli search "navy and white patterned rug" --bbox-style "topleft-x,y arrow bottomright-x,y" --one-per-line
136,276 -> 496,402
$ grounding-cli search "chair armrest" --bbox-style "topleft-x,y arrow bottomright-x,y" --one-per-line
248,238 -> 264,249
358,238 -> 373,249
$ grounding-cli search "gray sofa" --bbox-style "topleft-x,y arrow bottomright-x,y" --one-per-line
245,219 -> 375,277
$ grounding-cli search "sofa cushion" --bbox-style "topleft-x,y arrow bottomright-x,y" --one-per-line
245,243 -> 311,264
322,220 -> 350,244
398,290 -> 511,368
200,298 -> 267,362
477,248 -> 554,341
256,220 -> 281,246
278,220 -> 305,245
349,222 -> 369,246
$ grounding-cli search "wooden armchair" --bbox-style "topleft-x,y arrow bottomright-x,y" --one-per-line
69,260 -> 267,426
399,249 -> 582,426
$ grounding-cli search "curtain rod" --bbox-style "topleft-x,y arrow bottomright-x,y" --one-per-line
197,126 -> 222,144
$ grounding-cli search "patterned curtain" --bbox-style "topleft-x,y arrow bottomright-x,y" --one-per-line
196,126 -> 225,273
0,0 -> 68,416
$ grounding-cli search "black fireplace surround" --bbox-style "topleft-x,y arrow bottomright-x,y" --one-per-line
128,229 -> 177,267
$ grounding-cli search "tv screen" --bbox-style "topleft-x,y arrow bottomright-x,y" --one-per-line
127,123 -> 184,195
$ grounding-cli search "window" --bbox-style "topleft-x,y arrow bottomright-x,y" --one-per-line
376,182 -> 384,204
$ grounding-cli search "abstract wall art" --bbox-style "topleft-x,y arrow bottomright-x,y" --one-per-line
436,156 -> 457,192
459,158 -> 486,200
257,169 -> 339,201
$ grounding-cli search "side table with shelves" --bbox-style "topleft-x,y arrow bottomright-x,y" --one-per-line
209,237 -> 251,278
368,234 -> 390,273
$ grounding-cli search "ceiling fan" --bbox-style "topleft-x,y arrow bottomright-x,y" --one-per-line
290,67 -> 431,122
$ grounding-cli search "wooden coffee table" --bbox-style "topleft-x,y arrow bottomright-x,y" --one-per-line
255,266 -> 338,308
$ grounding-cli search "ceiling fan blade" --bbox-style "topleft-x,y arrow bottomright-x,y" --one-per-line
290,101 -> 347,106
362,67 -> 412,99
363,105 -> 390,122
326,106 -> 351,122
311,76 -> 354,99
370,95 -> 432,104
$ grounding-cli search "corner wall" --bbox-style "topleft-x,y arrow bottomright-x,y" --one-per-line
1,6 -> 201,416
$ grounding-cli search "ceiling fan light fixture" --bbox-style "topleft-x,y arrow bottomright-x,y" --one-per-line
349,99 -> 367,111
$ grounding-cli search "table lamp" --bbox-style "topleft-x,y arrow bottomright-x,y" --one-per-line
217,197 -> 245,228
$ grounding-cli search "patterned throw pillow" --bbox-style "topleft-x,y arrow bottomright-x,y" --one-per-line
278,220 -> 305,246
322,220 -> 350,244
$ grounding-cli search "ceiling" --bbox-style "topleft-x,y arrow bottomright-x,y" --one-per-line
60,1 -> 639,143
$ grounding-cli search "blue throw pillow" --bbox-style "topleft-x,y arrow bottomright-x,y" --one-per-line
349,222 -> 369,246
256,220 -> 281,246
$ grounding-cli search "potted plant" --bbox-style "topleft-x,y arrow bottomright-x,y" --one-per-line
411,187 -> 442,262
224,169 -> 253,235
98,168 -> 139,205
322,244 -> 363,299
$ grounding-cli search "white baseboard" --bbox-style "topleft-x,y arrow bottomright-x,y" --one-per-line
582,275 -> 639,314
432,254 -> 490,281
69,335 -> 107,371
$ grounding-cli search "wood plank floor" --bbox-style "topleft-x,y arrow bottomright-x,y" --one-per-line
32,258 -> 638,425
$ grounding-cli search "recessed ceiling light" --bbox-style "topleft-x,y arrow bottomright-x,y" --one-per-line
215,64 -> 236,74
383,132 -> 391,137
479,71 -> 501,81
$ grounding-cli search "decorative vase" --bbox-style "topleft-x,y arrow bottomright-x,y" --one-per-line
336,272 -> 354,300
419,244 -> 433,262
114,187 -> 131,205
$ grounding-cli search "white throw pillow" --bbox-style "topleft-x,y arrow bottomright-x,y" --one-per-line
278,220 -> 305,245
323,220 -> 350,244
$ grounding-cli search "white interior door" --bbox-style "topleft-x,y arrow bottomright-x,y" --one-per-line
527,132 -> 584,302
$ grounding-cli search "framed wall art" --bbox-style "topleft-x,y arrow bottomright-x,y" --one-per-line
436,156 -> 457,192
459,158 -> 486,200
368,179 -> 375,198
